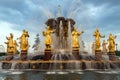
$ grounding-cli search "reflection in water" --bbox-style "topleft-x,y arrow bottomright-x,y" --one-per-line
4,77 -> 12,80
4,76 -> 13,80
44,73 -> 82,80
94,72 -> 118,80
19,74 -> 28,80
0,70 -> 120,80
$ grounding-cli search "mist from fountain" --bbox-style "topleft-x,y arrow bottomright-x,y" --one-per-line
42,7 -> 54,19
59,20 -> 64,49
67,20 -> 72,52
51,30 -> 57,50
11,62 -> 17,70
52,20 -> 63,50
0,62 -> 2,69
50,50 -> 64,70
67,0 -> 83,18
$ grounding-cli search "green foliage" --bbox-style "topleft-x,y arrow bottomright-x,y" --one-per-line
0,52 -> 6,56
115,51 -> 120,56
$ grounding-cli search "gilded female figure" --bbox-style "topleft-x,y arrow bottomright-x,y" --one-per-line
43,26 -> 55,49
72,27 -> 84,49
93,28 -> 105,50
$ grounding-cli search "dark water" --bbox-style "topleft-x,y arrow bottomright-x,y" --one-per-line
0,70 -> 120,80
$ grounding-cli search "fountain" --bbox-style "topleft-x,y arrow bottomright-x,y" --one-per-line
1,5 -> 120,72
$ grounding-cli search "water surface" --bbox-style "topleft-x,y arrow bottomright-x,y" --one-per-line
0,70 -> 120,80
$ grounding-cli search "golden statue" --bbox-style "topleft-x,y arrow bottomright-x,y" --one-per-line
108,33 -> 116,52
102,40 -> 107,53
17,30 -> 29,51
13,40 -> 18,55
72,27 -> 84,49
5,33 -> 14,53
43,26 -> 55,50
93,28 -> 105,51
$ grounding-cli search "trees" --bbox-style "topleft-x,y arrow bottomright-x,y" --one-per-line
32,34 -> 40,52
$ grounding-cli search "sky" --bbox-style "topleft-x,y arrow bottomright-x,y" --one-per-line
0,0 -> 120,53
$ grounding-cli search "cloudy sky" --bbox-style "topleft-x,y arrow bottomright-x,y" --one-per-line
0,0 -> 120,53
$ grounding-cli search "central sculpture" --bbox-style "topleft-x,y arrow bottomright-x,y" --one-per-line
43,13 -> 85,60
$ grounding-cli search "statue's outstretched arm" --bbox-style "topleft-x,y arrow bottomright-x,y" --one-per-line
79,31 -> 84,35
6,36 -> 9,40
51,29 -> 56,33
17,35 -> 22,40
81,31 -> 84,34
4,42 -> 8,44
43,31 -> 46,36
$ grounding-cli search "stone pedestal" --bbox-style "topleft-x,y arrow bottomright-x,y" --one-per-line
21,50 -> 27,60
44,49 -> 52,60
108,52 -> 116,61
95,50 -> 102,61
5,53 -> 14,61
72,49 -> 80,60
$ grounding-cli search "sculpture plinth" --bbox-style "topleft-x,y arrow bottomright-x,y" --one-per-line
108,52 -> 116,61
44,49 -> 52,60
20,50 -> 27,60
5,53 -> 14,61
72,48 -> 80,60
95,50 -> 102,61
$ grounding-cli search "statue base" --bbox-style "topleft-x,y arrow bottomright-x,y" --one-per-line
21,50 -> 27,60
72,49 -> 80,60
95,50 -> 102,61
108,52 -> 116,61
44,49 -> 52,60
5,53 -> 14,61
